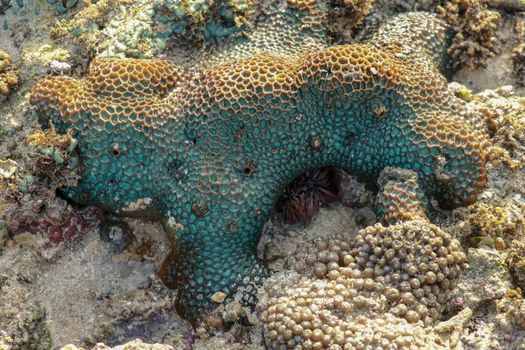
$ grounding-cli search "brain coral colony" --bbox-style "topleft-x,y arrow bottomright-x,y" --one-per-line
22,0 -> 503,346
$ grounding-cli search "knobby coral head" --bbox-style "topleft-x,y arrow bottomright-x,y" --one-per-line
29,9 -> 491,324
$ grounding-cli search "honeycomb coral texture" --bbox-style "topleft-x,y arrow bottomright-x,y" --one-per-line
30,0 -> 489,323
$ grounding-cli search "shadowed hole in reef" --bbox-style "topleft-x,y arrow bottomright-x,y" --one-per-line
276,167 -> 340,224
159,250 -> 179,290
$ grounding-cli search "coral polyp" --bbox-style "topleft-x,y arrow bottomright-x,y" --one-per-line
30,0 -> 490,323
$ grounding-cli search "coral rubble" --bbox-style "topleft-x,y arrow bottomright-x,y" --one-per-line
437,0 -> 502,71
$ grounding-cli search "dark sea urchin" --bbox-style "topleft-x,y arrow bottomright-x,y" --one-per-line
277,167 -> 339,224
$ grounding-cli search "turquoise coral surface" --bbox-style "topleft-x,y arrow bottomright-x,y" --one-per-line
29,0 -> 490,322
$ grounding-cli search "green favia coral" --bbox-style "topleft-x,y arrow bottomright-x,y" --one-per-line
30,0 -> 490,323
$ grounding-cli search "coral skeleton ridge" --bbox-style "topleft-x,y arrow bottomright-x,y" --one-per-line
30,0 -> 490,323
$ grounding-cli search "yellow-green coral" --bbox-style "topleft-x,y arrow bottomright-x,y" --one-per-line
437,0 -> 502,71
507,236 -> 525,293
456,202 -> 525,249
21,126 -> 81,194
27,125 -> 78,166
0,50 -> 19,98
21,45 -> 71,65
481,93 -> 525,170
495,293 -> 525,332
51,0 -> 138,54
